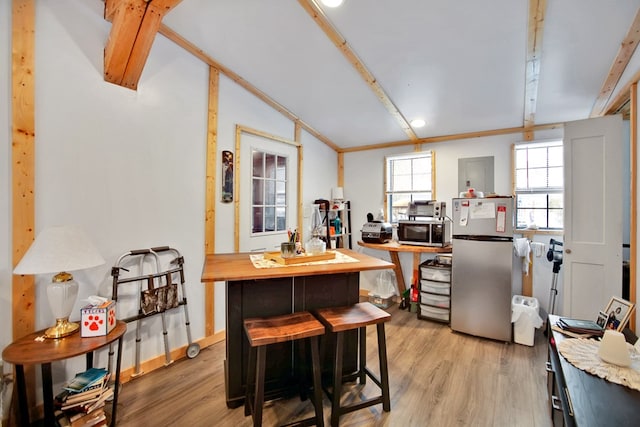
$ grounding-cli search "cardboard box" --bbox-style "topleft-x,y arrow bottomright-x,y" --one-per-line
81,301 -> 116,337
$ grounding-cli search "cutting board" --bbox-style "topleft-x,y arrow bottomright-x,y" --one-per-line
264,251 -> 336,265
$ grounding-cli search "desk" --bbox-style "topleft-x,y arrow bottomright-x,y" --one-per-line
357,241 -> 452,294
201,248 -> 394,408
547,315 -> 640,426
2,321 -> 126,427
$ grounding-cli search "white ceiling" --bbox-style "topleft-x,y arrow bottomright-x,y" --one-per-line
162,0 -> 640,149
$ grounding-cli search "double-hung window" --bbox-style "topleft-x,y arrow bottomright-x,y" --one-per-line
514,140 -> 563,230
385,151 -> 434,223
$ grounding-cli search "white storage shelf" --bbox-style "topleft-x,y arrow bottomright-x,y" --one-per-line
418,259 -> 452,324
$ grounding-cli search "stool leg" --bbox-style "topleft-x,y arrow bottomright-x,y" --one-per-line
376,323 -> 391,412
297,339 -> 309,402
309,336 -> 325,427
253,346 -> 267,427
331,332 -> 344,427
245,346 -> 256,417
358,326 -> 366,384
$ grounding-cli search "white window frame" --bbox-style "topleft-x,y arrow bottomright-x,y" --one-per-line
513,139 -> 563,230
251,149 -> 288,235
385,151 -> 434,223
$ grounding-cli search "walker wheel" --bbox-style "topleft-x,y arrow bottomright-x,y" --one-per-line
186,343 -> 200,359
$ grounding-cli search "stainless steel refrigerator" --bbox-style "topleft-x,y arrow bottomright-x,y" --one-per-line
450,197 -> 516,342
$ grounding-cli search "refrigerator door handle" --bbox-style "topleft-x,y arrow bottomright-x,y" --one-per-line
453,235 -> 513,242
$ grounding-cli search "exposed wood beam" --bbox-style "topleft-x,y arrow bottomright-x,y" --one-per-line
12,0 -> 37,416
298,0 -> 418,141
591,8 -> 640,117
104,0 -> 182,90
339,122 -> 563,153
157,24 -> 341,151
204,66 -> 218,337
524,0 -> 546,128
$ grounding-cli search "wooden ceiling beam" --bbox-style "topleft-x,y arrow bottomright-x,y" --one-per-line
592,8 -> 640,117
524,0 -> 546,129
104,0 -> 182,90
298,0 -> 418,141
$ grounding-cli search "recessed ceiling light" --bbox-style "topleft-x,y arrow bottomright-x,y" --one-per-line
321,0 -> 344,7
410,119 -> 426,128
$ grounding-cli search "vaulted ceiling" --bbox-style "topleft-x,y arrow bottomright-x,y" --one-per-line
104,0 -> 640,151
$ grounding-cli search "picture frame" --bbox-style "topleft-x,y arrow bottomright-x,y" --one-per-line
603,296 -> 635,332
596,310 -> 608,329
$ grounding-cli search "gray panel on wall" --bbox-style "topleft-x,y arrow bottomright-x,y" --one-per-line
458,156 -> 494,194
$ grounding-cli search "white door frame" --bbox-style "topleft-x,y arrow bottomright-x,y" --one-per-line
234,125 -> 302,252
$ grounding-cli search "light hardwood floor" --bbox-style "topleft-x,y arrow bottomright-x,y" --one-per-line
114,304 -> 552,427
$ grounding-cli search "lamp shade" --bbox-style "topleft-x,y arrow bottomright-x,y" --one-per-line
14,225 -> 105,275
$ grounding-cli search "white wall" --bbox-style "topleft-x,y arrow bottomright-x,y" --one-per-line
0,0 -> 337,401
346,129 -> 565,295
213,75 -> 338,332
30,0 -> 208,377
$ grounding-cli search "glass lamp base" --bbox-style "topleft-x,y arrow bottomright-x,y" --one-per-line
44,318 -> 79,339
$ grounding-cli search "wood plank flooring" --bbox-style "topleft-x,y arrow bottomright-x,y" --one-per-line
113,303 -> 552,427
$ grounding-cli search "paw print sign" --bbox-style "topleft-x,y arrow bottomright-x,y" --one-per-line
81,301 -> 117,337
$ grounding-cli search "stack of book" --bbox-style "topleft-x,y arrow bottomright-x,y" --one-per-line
555,317 -> 604,337
54,368 -> 113,427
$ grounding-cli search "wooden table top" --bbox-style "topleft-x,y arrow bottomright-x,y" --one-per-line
201,248 -> 394,282
2,321 -> 127,365
357,240 -> 452,253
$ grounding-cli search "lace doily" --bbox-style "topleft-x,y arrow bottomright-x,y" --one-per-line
558,338 -> 640,391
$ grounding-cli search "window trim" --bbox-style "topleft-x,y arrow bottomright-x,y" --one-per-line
384,150 -> 435,223
512,139 -> 564,231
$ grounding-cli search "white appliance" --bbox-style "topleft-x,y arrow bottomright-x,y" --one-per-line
450,197 -> 516,342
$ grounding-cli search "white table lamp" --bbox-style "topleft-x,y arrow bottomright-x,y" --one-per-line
13,225 -> 105,339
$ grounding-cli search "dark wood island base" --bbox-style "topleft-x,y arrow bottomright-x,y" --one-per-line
201,249 -> 394,408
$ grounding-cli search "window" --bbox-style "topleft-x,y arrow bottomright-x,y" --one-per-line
514,140 -> 563,229
385,151 -> 433,223
252,150 -> 288,233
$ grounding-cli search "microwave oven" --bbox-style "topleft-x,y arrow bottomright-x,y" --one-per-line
397,219 -> 451,247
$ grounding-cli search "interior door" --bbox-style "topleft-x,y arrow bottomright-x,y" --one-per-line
563,115 -> 622,318
239,131 -> 299,253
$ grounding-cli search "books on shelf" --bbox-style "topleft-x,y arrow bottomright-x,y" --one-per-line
55,368 -> 112,427
63,368 -> 108,393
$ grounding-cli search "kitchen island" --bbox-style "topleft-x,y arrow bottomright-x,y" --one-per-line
201,248 -> 394,408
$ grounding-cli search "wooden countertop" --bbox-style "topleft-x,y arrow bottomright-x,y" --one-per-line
357,240 -> 452,253
201,248 -> 394,282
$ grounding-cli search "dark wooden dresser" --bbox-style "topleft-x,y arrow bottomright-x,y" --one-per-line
546,315 -> 640,426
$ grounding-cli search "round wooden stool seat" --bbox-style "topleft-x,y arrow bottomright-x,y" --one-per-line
314,302 -> 391,427
243,311 -> 325,427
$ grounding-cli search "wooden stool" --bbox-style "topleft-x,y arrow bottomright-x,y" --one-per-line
244,311 -> 326,427
313,302 -> 391,426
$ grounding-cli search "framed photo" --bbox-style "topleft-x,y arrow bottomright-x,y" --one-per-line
603,296 -> 635,332
596,310 -> 608,329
